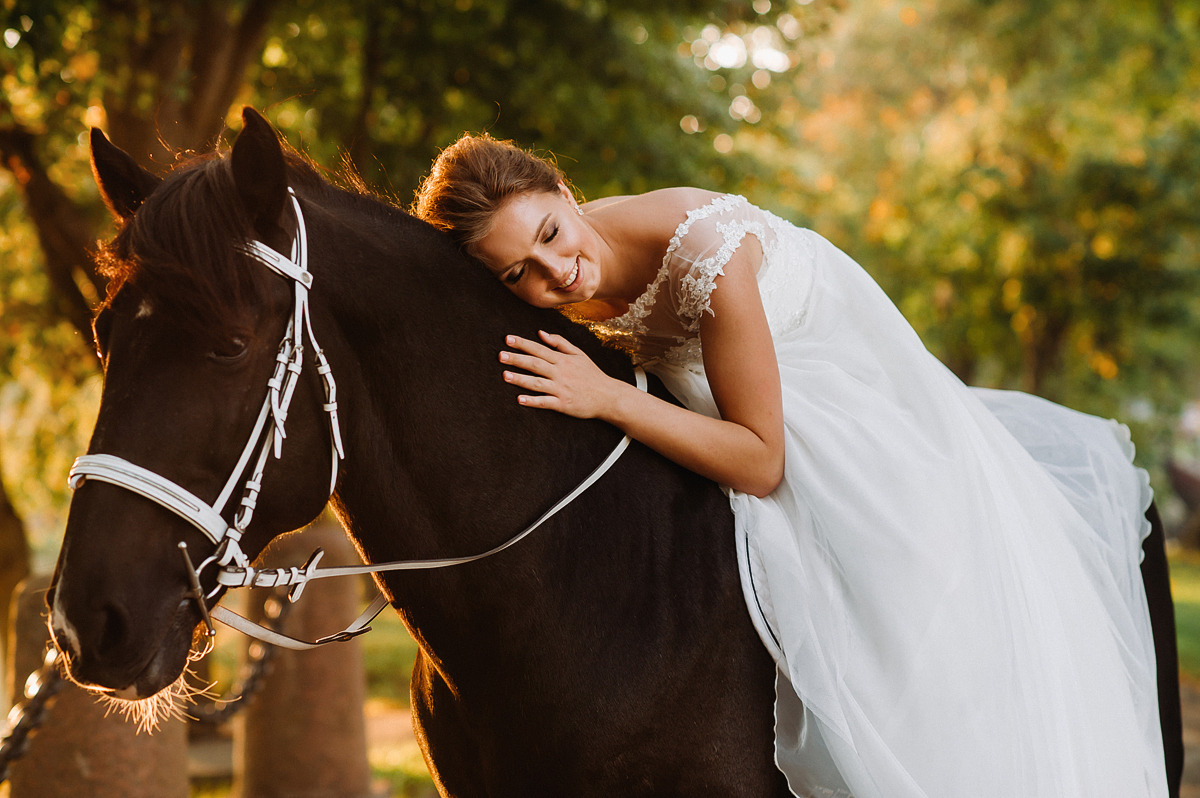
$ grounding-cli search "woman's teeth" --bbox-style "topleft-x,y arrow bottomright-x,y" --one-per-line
559,261 -> 579,289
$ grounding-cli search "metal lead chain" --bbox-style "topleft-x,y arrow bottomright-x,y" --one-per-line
189,588 -> 292,726
0,647 -> 66,784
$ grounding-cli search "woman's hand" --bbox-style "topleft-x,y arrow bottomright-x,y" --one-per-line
500,330 -> 622,419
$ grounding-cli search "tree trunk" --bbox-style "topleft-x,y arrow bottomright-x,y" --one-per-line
0,452 -> 31,708
0,124 -> 104,346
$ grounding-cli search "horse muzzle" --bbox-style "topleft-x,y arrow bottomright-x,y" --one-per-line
48,593 -> 200,699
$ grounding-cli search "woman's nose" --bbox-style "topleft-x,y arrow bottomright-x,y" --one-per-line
542,260 -> 569,285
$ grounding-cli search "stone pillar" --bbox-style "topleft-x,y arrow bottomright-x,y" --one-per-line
233,520 -> 375,798
6,574 -> 189,798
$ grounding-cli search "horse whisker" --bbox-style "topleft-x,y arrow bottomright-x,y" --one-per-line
96,656 -> 218,734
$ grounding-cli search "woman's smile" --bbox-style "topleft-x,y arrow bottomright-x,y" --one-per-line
557,258 -> 581,291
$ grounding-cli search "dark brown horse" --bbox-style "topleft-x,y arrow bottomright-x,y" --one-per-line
46,108 -> 1182,796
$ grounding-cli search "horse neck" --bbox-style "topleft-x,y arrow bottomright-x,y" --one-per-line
291,189 -> 749,705
303,191 -> 628,583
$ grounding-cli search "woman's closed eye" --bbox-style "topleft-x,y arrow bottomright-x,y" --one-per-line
502,223 -> 559,284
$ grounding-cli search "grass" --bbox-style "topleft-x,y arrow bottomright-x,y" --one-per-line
360,613 -> 436,796
1170,548 -> 1200,680
361,610 -> 421,706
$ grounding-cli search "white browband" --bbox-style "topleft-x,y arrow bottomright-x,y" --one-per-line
68,187 -> 646,651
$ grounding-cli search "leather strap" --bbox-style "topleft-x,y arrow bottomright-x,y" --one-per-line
211,594 -> 389,651
69,455 -> 229,545
209,367 -> 647,649
213,368 -> 647,588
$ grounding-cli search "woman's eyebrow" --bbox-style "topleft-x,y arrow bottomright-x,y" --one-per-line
501,212 -> 551,273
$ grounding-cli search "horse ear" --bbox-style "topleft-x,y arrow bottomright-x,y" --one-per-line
231,107 -> 288,236
90,128 -> 162,221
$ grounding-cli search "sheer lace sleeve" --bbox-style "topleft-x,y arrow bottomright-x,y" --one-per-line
591,194 -> 814,368
663,194 -> 815,342
663,195 -> 767,332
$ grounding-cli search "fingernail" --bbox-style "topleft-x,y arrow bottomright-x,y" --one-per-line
503,371 -> 513,381
518,396 -> 528,405
506,335 -> 515,345
499,352 -> 509,362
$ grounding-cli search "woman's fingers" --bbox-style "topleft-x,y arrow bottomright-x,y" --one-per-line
499,331 -> 579,375
506,331 -> 582,358
500,331 -> 610,417
502,369 -> 563,410
502,369 -> 553,393
516,393 -> 558,408
499,349 -> 551,375
505,334 -> 556,359
537,329 -> 583,354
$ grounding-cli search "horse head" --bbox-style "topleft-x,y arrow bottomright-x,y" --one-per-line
48,109 -> 341,702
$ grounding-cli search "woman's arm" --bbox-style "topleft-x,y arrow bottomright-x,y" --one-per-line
500,236 -> 784,497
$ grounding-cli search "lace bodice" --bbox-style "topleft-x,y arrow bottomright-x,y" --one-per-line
589,194 -> 815,370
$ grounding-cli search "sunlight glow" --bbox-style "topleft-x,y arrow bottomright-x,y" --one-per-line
752,47 -> 790,72
692,23 -> 791,74
708,34 -> 747,69
1091,233 -> 1117,259
730,95 -> 762,123
262,39 -> 287,68
777,14 -> 802,40
84,105 -> 105,128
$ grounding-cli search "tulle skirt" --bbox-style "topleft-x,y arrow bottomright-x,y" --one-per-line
650,231 -> 1166,797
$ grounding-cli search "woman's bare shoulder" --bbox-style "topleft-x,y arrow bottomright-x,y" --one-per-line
584,187 -> 723,239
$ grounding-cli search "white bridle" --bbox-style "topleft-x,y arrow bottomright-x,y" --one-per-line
67,188 -> 645,651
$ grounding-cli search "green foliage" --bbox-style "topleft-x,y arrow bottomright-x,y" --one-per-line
0,164 -> 100,569
0,0 -> 835,559
239,0 -> 833,201
360,606 -> 420,705
763,0 -> 1200,472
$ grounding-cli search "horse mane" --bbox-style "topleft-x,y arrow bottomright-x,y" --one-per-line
93,142 -> 394,341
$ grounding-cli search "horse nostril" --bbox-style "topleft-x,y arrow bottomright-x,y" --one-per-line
96,601 -> 133,657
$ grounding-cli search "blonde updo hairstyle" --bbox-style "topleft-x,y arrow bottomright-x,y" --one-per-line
414,133 -> 570,258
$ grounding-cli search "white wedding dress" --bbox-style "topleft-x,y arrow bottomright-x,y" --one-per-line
594,195 -> 1167,797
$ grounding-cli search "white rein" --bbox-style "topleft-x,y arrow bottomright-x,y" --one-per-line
68,188 -> 646,651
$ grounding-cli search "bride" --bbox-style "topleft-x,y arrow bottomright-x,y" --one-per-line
414,133 -> 1169,797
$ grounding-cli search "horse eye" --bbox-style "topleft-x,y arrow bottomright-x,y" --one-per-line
208,336 -> 249,363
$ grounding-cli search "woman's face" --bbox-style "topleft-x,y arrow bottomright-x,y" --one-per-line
473,184 -> 601,308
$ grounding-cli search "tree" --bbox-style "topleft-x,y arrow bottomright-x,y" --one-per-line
0,0 -> 838,650
760,0 -> 1200,443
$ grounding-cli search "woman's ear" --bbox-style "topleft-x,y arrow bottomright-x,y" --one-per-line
557,181 -> 578,209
